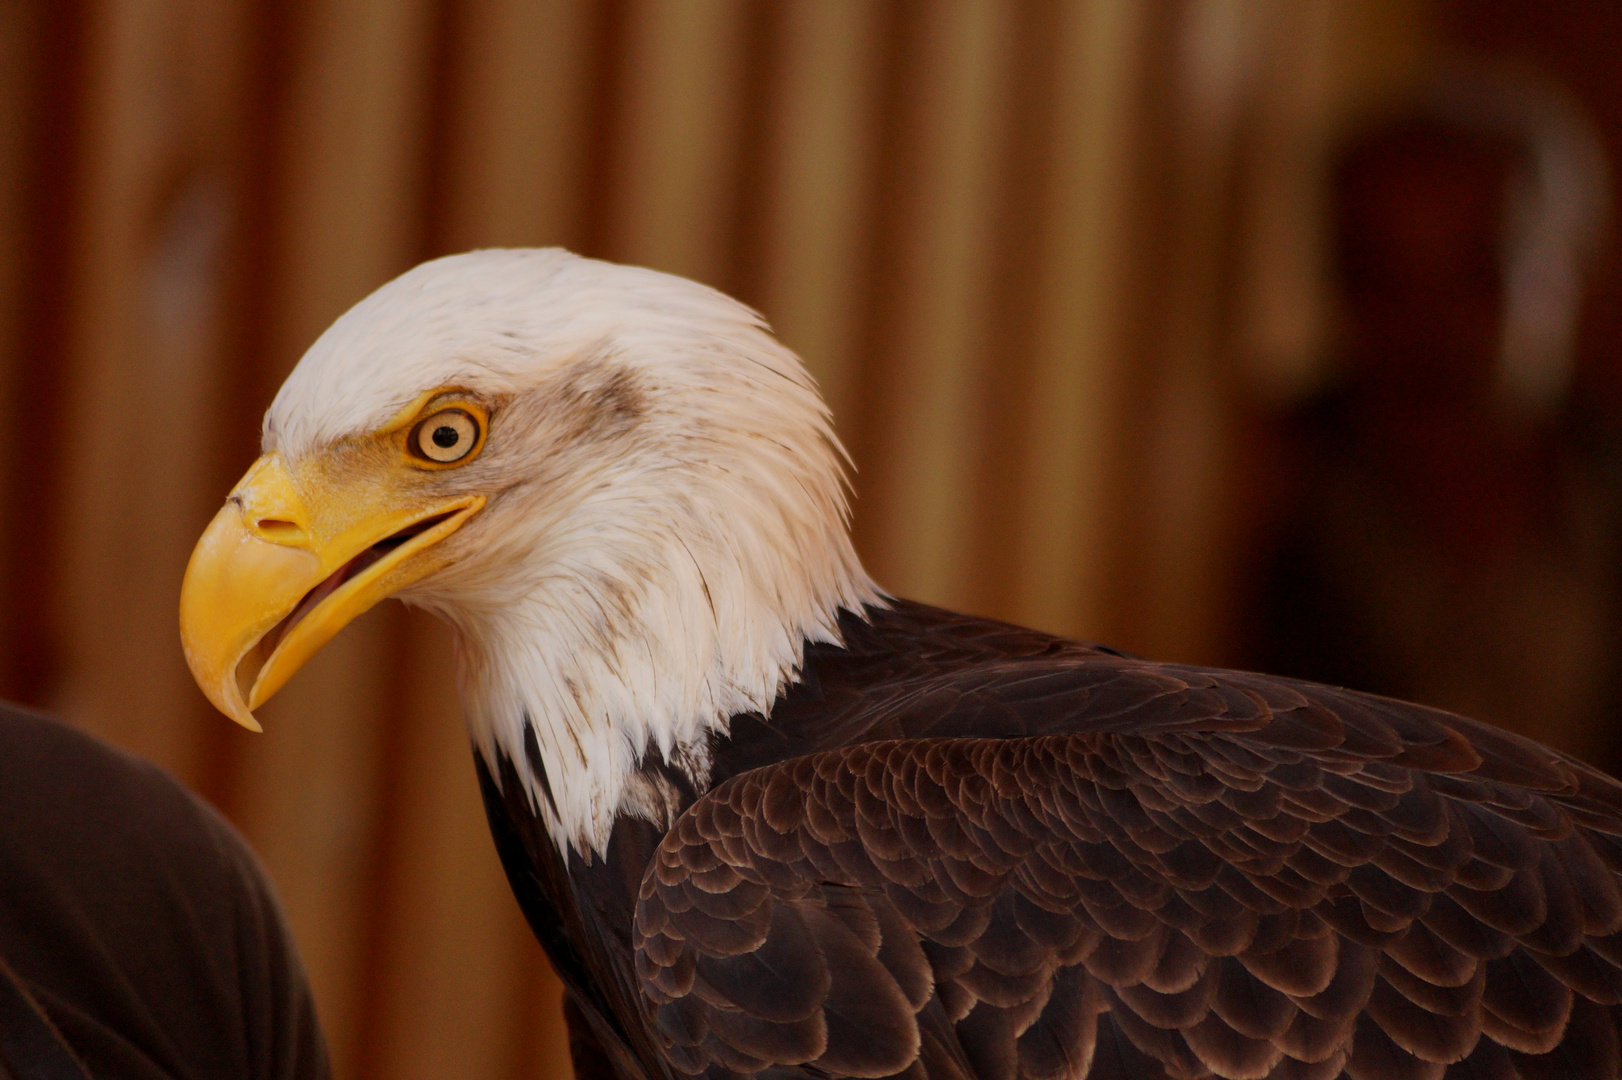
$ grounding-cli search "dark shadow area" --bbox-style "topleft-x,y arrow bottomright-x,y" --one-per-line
1240,68 -> 1622,772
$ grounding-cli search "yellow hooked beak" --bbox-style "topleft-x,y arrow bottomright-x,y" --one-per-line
179,450 -> 484,731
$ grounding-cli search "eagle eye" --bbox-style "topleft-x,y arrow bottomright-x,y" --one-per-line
411,408 -> 480,465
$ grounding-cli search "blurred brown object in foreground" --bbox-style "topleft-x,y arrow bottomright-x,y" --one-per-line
1243,73 -> 1622,769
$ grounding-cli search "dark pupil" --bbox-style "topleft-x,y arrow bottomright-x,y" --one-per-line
431,425 -> 460,449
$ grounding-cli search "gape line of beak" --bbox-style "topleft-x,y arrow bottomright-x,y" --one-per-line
179,454 -> 484,732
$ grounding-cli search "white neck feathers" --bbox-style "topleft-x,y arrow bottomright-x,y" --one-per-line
448,490 -> 876,856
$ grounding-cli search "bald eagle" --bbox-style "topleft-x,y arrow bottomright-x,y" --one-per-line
182,250 -> 1622,1080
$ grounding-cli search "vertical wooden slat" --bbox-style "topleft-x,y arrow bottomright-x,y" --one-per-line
51,0 -> 254,786
1230,0 -> 1337,402
0,0 -> 45,706
514,964 -> 575,1080
364,613 -> 545,1080
848,0 -> 1020,609
257,0 -> 439,379
752,0 -> 887,437
1083,0 -> 1185,656
958,5 -> 1072,626
600,0 -> 751,285
1102,0 -> 1258,665
440,0 -> 600,254
1,0 -> 90,709
225,0 -> 440,1073
0,3 -> 32,378
711,1 -> 779,310
1000,0 -> 1150,639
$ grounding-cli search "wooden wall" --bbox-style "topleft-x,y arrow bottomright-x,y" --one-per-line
0,2 -> 1426,1077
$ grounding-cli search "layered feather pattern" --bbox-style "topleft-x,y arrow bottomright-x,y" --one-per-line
629,610 -> 1622,1080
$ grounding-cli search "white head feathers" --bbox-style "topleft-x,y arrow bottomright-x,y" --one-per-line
265,249 -> 880,854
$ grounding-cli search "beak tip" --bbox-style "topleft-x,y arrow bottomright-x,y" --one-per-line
196,679 -> 265,733
229,707 -> 264,733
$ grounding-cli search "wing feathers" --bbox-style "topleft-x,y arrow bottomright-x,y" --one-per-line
630,615 -> 1622,1080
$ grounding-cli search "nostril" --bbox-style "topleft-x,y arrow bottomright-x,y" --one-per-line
257,518 -> 304,539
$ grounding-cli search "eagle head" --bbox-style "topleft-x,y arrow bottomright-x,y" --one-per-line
180,249 -> 877,851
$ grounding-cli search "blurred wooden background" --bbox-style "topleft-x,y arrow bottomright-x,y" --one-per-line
1,1 -> 1617,1078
